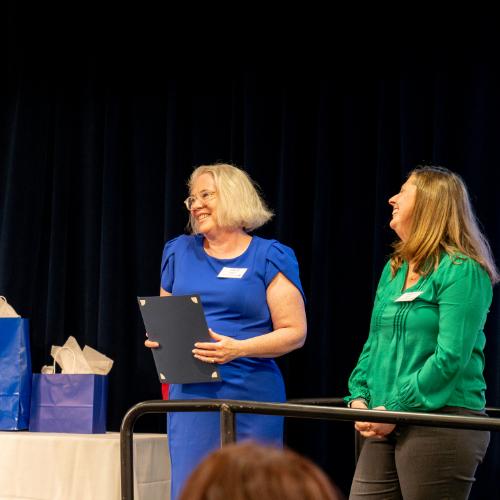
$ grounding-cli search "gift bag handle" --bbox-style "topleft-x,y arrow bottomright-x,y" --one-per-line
52,346 -> 77,374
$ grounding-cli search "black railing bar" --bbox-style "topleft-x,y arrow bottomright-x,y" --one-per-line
220,402 -> 500,430
288,398 -> 500,417
121,400 -> 500,431
287,397 -> 345,405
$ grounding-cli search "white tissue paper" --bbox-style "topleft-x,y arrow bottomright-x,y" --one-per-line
41,336 -> 113,375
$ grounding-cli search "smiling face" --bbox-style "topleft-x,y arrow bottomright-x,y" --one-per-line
189,172 -> 219,236
388,175 -> 417,242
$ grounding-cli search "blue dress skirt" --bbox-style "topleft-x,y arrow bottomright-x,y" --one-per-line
160,234 -> 305,499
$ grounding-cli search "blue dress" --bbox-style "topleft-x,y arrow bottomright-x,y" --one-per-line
160,234 -> 305,499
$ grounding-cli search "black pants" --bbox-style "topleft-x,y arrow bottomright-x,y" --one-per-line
349,408 -> 490,500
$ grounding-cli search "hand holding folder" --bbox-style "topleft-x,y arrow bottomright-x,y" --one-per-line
138,295 -> 221,384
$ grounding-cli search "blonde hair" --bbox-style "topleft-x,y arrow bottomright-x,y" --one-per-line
187,163 -> 273,233
391,166 -> 499,284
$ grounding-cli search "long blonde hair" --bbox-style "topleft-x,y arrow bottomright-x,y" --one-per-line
187,163 -> 273,233
391,166 -> 499,284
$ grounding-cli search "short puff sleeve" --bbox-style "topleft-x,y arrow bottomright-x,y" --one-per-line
265,241 -> 305,302
160,236 -> 181,292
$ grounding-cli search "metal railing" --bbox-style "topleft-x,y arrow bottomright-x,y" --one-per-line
287,398 -> 500,418
120,399 -> 500,500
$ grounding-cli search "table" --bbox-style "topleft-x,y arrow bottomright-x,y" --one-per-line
0,431 -> 170,500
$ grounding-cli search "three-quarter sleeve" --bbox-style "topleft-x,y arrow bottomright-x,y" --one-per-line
385,258 -> 492,412
265,241 -> 305,302
160,236 -> 180,292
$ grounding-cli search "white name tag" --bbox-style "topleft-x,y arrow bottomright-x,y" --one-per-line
217,267 -> 247,279
395,291 -> 424,302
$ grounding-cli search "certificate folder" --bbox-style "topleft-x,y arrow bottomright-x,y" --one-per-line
137,295 -> 221,384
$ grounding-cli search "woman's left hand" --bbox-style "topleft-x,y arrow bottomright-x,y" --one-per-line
192,329 -> 242,364
355,406 -> 396,438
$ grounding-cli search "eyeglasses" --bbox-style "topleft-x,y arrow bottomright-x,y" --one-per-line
184,190 -> 216,210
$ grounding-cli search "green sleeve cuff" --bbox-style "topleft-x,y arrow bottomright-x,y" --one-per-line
344,395 -> 370,407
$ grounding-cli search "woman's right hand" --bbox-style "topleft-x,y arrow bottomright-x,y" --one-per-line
145,288 -> 170,349
144,333 -> 159,349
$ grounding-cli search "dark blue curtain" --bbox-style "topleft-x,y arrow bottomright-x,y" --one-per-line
3,7 -> 499,496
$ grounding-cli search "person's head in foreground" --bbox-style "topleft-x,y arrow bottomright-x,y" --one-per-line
179,441 -> 343,500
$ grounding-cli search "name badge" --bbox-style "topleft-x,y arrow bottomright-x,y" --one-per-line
217,267 -> 248,279
395,291 -> 423,302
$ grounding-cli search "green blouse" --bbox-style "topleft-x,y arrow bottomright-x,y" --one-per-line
346,254 -> 493,412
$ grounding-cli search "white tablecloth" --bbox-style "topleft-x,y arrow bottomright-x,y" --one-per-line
0,431 -> 170,500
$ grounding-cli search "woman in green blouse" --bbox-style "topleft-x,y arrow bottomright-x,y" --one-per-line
346,166 -> 499,500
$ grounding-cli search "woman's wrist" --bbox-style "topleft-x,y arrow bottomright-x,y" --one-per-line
348,398 -> 368,408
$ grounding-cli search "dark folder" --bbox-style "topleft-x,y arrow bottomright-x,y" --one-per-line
137,295 -> 221,384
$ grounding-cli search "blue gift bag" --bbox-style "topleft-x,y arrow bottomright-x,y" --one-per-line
29,374 -> 108,433
0,318 -> 32,430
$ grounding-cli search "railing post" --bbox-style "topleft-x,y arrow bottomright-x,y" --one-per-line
120,407 -> 137,500
220,403 -> 236,445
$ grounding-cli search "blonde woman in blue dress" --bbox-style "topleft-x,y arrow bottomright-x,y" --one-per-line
146,163 -> 307,499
